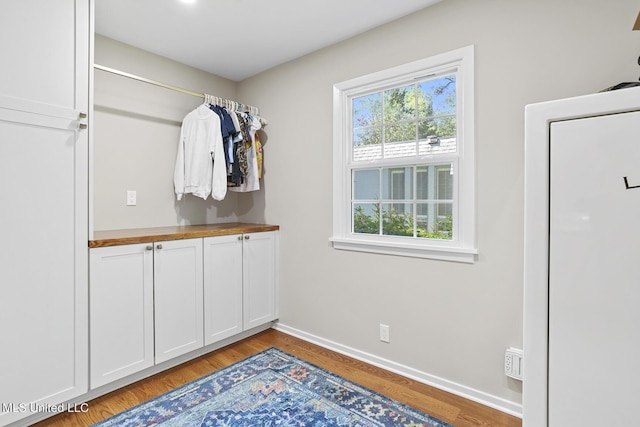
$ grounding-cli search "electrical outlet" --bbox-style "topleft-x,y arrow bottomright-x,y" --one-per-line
504,347 -> 523,380
126,190 -> 137,206
379,324 -> 390,343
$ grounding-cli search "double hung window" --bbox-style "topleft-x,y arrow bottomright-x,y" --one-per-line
331,46 -> 476,262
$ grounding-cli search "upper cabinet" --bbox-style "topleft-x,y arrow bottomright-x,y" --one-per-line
0,0 -> 89,115
0,1 -> 91,426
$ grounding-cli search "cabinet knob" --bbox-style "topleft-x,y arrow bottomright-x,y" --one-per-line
244,235 -> 250,240
79,112 -> 87,119
237,236 -> 243,241
156,244 -> 163,250
145,245 -> 153,251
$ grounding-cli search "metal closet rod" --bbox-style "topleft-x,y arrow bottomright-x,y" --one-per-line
93,63 -> 259,114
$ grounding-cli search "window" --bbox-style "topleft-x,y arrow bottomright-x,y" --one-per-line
331,46 -> 476,262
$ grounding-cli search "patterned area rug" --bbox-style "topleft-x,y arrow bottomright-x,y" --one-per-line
93,347 -> 452,427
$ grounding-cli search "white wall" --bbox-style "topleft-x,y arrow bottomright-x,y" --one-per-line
236,0 -> 640,412
93,0 -> 640,415
93,35 -> 241,230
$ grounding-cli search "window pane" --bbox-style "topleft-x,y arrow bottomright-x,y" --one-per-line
382,203 -> 414,237
437,166 -> 453,200
354,127 -> 382,146
416,164 -> 452,200
418,116 -> 456,140
418,116 -> 457,156
382,167 -> 412,200
353,93 -> 382,127
384,85 -> 415,123
384,122 -> 416,145
353,169 -> 379,200
384,141 -> 418,159
418,75 -> 456,118
416,166 -> 430,199
418,137 -> 457,156
416,203 -> 453,240
353,127 -> 382,161
353,203 -> 379,234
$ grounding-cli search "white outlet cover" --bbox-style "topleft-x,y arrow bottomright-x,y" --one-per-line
505,347 -> 523,380
126,190 -> 137,206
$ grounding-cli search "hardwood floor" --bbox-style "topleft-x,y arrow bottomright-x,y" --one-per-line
33,329 -> 522,427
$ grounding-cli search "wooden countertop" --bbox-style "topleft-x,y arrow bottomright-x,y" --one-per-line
89,223 -> 280,248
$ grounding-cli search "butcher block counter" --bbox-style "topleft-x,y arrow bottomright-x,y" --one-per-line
89,222 -> 280,248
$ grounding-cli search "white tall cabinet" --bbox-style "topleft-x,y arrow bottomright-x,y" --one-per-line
0,1 -> 90,426
524,87 -> 640,427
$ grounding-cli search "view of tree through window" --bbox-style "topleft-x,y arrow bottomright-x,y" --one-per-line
350,75 -> 457,240
352,75 -> 456,156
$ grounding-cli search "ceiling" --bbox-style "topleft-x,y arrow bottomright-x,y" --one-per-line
95,0 -> 442,82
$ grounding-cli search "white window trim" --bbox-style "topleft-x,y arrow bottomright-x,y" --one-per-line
330,45 -> 477,263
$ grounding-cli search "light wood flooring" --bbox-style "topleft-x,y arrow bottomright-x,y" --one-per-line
33,329 -> 522,427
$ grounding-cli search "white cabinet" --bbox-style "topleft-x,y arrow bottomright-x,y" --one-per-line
89,238 -> 203,386
0,1 -> 90,426
524,87 -> 640,427
89,227 -> 278,390
203,235 -> 244,344
89,244 -> 154,388
154,238 -> 204,364
243,232 -> 278,329
203,231 -> 278,345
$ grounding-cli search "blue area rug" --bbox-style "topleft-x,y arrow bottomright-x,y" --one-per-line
93,347 -> 452,427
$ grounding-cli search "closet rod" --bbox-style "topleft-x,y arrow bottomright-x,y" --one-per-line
93,64 -> 259,114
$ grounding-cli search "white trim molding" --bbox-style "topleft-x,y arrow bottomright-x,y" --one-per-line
274,323 -> 523,419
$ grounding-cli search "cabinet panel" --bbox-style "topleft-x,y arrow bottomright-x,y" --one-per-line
154,238 -> 204,364
89,244 -> 154,389
549,111 -> 640,426
0,2 -> 89,424
203,235 -> 243,345
0,0 -> 81,110
243,231 -> 277,330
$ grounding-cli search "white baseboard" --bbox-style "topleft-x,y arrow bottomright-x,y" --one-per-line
273,323 -> 523,419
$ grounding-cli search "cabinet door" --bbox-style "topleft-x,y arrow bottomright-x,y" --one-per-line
549,111 -> 640,426
154,238 -> 204,364
243,231 -> 278,330
0,1 -> 89,425
89,244 -> 154,389
203,235 -> 244,345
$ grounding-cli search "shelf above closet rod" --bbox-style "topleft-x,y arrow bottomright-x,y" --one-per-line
94,63 -> 259,114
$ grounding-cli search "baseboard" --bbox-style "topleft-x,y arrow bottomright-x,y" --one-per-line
273,323 -> 523,419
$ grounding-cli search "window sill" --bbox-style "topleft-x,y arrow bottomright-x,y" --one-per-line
329,236 -> 477,263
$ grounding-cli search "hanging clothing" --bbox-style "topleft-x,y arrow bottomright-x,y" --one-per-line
230,115 -> 262,193
229,112 -> 250,186
174,104 -> 227,201
255,131 -> 263,179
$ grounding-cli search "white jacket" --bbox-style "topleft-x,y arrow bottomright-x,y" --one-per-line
174,105 -> 227,201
